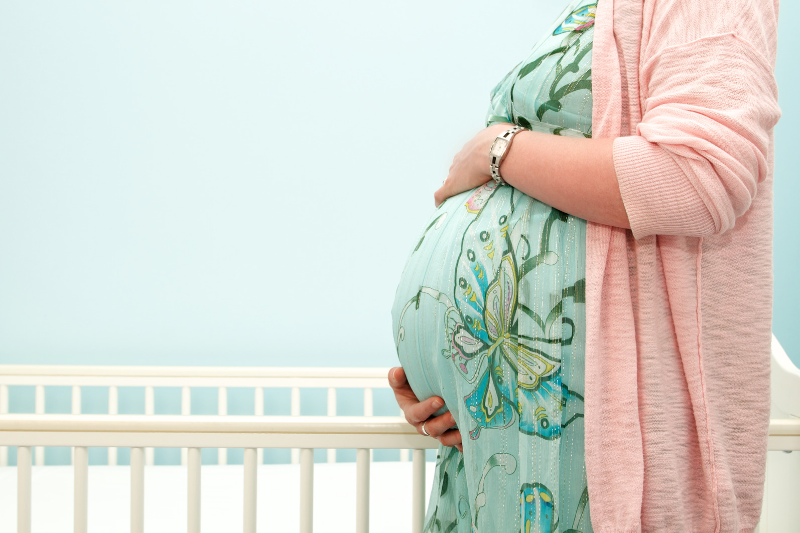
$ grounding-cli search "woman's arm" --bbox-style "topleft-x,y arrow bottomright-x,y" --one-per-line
434,122 -> 630,229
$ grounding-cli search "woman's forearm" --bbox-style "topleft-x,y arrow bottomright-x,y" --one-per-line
435,123 -> 631,229
500,130 -> 630,229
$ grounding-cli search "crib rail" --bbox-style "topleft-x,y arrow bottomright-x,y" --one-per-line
0,365 -> 392,388
0,414 -> 434,448
0,414 -> 438,533
0,366 -> 395,467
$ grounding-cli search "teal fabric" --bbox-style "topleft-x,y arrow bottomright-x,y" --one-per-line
391,1 -> 597,531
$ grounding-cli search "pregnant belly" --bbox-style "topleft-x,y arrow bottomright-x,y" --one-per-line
391,181 -> 587,435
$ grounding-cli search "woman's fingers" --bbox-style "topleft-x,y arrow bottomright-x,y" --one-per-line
387,367 -> 463,452
389,368 -> 437,424
407,396 -> 446,426
438,428 -> 462,448
388,367 -> 444,425
433,183 -> 450,208
387,367 -> 419,410
418,411 -> 456,438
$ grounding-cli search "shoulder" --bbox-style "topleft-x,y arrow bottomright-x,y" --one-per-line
636,0 -> 778,65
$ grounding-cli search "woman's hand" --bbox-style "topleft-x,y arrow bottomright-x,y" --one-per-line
434,122 -> 515,208
388,367 -> 463,453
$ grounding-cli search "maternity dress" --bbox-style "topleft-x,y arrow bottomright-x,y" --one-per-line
391,1 -> 597,531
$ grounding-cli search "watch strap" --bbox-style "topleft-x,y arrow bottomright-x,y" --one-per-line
490,126 -> 524,186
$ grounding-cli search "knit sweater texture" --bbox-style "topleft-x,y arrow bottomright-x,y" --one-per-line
587,0 -> 781,531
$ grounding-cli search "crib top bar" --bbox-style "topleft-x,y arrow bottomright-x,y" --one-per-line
0,414 -> 797,450
0,414 -> 418,433
0,414 -> 439,449
770,418 -> 800,436
0,365 -> 394,388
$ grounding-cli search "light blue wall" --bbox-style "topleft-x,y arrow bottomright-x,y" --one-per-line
773,1 -> 800,367
0,0 -> 797,459
0,0 -> 563,370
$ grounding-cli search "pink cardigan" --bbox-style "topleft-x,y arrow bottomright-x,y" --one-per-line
587,0 -> 781,531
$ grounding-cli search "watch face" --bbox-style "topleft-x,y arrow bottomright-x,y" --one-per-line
490,138 -> 508,157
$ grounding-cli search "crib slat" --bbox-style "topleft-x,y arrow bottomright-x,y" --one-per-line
145,386 -> 155,414
181,386 -> 191,466
254,388 -> 264,465
131,447 -> 145,533
356,448 -> 370,533
363,388 -> 374,462
327,388 -> 336,463
363,388 -> 373,417
327,387 -> 336,417
71,387 -> 82,467
254,388 -> 264,416
291,387 -> 300,464
74,446 -> 88,533
17,446 -> 32,533
412,449 -> 426,533
72,386 -> 81,415
218,387 -> 227,465
108,386 -> 118,466
300,448 -> 313,533
35,385 -> 45,414
243,448 -> 257,533
145,386 -> 154,466
35,385 -> 44,466
399,407 -> 409,463
188,448 -> 201,533
181,387 -> 191,415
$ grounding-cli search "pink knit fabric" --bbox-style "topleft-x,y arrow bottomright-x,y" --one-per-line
587,0 -> 781,531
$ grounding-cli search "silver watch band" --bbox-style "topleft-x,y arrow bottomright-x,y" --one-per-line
490,126 -> 524,186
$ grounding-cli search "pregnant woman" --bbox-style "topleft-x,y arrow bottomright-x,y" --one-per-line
394,2 -> 595,531
390,0 -> 781,531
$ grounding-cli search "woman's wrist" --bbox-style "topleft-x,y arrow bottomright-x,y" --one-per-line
481,123 -> 517,181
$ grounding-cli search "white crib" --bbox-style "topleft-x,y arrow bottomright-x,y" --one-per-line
1,334 -> 798,533
0,366 -> 438,533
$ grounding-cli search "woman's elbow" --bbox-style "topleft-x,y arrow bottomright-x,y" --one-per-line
617,143 -> 764,239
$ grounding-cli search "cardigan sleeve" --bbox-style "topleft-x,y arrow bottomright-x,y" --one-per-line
613,32 -> 781,239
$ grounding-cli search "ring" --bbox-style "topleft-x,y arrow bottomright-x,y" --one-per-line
420,420 -> 430,437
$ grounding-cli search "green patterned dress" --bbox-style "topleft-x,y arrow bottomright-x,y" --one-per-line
391,1 -> 596,531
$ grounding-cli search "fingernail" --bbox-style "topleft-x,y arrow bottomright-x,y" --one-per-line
432,399 -> 443,409
390,367 -> 397,381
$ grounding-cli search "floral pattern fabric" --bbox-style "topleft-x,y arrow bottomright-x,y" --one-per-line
391,1 -> 596,531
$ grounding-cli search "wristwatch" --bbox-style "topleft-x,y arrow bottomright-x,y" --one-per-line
489,126 -> 525,186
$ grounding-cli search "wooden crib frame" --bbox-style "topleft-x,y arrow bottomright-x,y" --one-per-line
1,334 -> 799,533
0,366 -> 438,533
